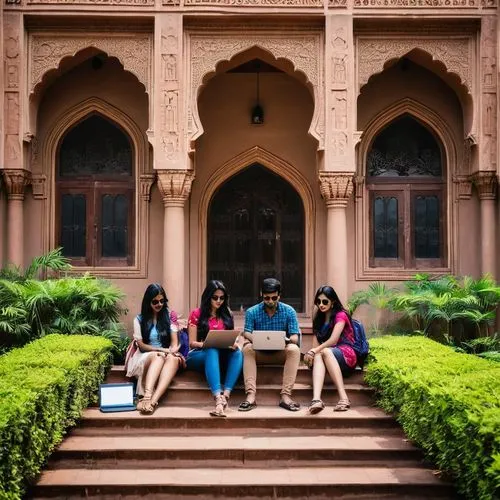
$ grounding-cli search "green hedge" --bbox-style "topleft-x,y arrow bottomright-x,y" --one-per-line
365,336 -> 500,500
0,334 -> 113,500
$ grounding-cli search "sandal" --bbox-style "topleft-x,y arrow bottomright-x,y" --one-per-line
238,400 -> 257,412
279,400 -> 301,412
221,393 -> 230,410
333,398 -> 351,412
308,399 -> 325,415
210,394 -> 227,418
140,399 -> 158,415
136,390 -> 153,412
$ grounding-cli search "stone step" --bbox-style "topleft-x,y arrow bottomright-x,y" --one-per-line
79,405 -> 398,431
105,364 -> 366,386
93,382 -> 374,406
31,466 -> 455,499
48,434 -> 423,469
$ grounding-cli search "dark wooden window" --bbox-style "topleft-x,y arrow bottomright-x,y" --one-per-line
57,114 -> 135,267
207,164 -> 305,312
367,115 -> 446,269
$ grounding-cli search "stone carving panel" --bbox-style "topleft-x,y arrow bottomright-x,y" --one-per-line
4,14 -> 22,168
140,173 -> 156,202
357,37 -> 472,92
30,35 -> 152,94
472,171 -> 498,200
189,33 -> 322,144
27,0 -> 153,3
3,169 -> 31,201
354,0 -> 496,6
185,0 -> 322,4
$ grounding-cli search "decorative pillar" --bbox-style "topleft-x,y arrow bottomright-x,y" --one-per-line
3,169 -> 30,267
157,170 -> 195,316
472,171 -> 498,278
319,172 -> 354,303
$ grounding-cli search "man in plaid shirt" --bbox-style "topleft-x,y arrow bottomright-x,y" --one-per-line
238,278 -> 301,412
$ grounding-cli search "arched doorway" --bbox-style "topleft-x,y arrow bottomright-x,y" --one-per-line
207,164 -> 304,312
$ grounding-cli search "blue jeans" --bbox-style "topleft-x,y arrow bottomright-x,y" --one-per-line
187,348 -> 243,396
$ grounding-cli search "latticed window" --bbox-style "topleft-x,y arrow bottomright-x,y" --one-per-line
366,115 -> 446,268
57,114 -> 135,267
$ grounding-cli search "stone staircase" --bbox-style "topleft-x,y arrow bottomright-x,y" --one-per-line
29,365 -> 457,499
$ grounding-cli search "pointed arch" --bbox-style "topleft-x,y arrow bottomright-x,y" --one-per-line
198,146 -> 315,314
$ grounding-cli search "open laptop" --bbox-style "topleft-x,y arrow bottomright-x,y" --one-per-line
252,330 -> 287,351
203,329 -> 241,349
99,382 -> 136,413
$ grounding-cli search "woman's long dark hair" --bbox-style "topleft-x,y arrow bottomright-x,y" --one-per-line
312,285 -> 351,340
197,280 -> 234,342
139,283 -> 171,347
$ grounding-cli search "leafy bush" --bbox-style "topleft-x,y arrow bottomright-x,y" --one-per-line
0,249 -> 129,359
348,274 -> 500,343
365,336 -> 500,499
0,334 -> 113,500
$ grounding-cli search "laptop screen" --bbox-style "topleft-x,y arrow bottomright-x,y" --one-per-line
100,383 -> 134,408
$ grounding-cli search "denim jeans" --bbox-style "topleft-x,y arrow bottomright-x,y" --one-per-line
187,347 -> 243,396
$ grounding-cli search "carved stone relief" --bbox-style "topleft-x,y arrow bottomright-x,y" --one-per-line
354,0 -> 496,6
472,171 -> 498,200
156,16 -> 182,166
27,0 -> 153,3
185,0 -> 322,4
3,170 -> 30,201
29,35 -> 152,95
157,170 -> 195,206
31,174 -> 47,200
189,33 -> 322,145
357,37 -> 472,93
4,14 -> 22,168
318,171 -> 354,207
453,175 -> 473,200
329,0 -> 347,6
140,173 -> 156,202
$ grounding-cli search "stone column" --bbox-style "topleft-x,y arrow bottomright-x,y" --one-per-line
3,169 -> 29,267
319,172 -> 354,303
472,171 -> 498,278
157,170 -> 195,316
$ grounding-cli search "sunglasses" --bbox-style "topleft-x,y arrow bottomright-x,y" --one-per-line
315,299 -> 331,306
211,295 -> 225,302
263,295 -> 279,302
151,299 -> 165,306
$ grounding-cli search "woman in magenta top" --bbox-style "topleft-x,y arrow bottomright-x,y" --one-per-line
304,285 -> 357,414
186,280 -> 243,417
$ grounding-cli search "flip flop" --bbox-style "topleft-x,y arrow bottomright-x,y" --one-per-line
279,400 -> 301,412
238,400 -> 257,412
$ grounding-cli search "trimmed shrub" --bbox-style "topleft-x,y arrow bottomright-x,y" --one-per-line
0,334 -> 113,500
365,336 -> 500,500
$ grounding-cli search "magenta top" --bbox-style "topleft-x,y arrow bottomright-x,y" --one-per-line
188,307 -> 225,331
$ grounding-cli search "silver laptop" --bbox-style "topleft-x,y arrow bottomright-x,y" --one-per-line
252,330 -> 287,350
203,329 -> 241,349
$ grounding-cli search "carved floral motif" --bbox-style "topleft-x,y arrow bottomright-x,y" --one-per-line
30,35 -> 152,94
318,172 -> 354,207
31,174 -> 47,200
157,170 -> 195,206
357,38 -> 472,92
354,0 -> 496,6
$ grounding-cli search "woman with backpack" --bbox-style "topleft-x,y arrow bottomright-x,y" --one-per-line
126,283 -> 185,415
304,285 -> 357,414
186,280 -> 243,418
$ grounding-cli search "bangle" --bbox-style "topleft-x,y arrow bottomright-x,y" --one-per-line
307,350 -> 315,356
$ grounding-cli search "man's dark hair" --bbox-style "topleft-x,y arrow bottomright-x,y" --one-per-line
261,278 -> 281,294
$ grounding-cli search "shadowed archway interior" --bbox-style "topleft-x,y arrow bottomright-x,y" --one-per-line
207,164 -> 305,312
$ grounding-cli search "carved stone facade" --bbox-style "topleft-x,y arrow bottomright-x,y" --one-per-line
3,169 -> 30,201
318,171 -> 354,208
472,171 -> 498,200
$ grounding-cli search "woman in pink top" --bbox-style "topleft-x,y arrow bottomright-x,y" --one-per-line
304,285 -> 357,414
186,280 -> 243,417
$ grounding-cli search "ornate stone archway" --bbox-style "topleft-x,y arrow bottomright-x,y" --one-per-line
187,29 -> 324,151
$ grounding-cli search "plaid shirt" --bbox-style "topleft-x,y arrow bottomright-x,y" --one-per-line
244,301 -> 301,343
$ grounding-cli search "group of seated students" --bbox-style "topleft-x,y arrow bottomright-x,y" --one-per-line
125,278 -> 358,417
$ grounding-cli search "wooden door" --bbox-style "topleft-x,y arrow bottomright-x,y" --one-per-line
208,164 -> 304,311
